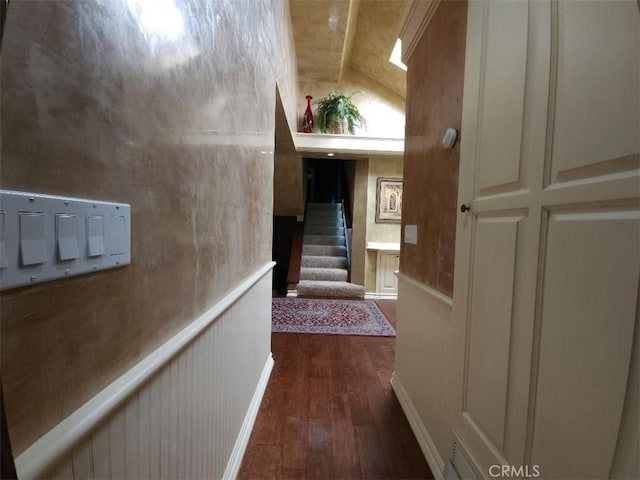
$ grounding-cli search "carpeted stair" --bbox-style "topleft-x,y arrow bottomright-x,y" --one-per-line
297,203 -> 365,299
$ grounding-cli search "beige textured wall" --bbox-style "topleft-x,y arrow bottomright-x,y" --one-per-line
299,67 -> 405,138
350,159 -> 369,286
1,0 -> 297,453
274,92 -> 304,217
364,156 -> 403,292
273,152 -> 304,216
277,1 -> 300,133
399,0 -> 467,297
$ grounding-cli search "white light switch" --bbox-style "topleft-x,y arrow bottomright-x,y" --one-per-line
86,215 -> 105,257
109,215 -> 127,255
405,224 -> 418,245
1,190 -> 131,290
19,213 -> 46,266
56,214 -> 79,261
0,212 -> 7,269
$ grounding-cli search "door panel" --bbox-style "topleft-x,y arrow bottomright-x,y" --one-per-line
550,1 -> 640,182
477,1 -> 529,194
378,252 -> 399,294
465,216 -> 521,450
531,209 -> 639,478
452,0 -> 640,478
380,253 -> 395,291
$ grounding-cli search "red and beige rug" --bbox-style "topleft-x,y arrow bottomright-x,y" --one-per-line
272,298 -> 396,337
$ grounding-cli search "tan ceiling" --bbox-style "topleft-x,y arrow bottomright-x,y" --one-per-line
348,1 -> 407,97
290,0 -> 354,82
290,0 -> 408,97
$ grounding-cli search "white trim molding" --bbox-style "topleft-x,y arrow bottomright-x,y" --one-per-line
223,354 -> 274,480
294,133 -> 404,156
391,372 -> 446,480
15,261 -> 276,480
365,292 -> 398,300
366,242 -> 400,252
399,0 -> 442,64
395,271 -> 453,307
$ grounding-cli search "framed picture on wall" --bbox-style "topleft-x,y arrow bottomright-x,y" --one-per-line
375,177 -> 403,223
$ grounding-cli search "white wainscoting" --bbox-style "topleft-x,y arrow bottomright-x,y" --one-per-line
15,262 -> 275,480
392,272 -> 454,480
391,373 -> 445,480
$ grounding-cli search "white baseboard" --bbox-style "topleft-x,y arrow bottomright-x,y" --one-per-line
365,292 -> 398,300
287,291 -> 396,300
391,372 -> 446,480
223,353 -> 275,479
287,291 -> 395,300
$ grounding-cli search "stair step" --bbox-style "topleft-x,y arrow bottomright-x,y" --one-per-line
297,280 -> 364,299
300,267 -> 348,282
304,226 -> 345,236
303,235 -> 345,246
307,203 -> 342,211
307,213 -> 343,221
302,255 -> 348,268
308,206 -> 341,214
302,245 -> 346,256
305,218 -> 343,227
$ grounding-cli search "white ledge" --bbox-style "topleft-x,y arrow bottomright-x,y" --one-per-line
366,242 -> 401,252
295,133 -> 404,155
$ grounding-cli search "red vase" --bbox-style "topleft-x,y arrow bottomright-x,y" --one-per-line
302,95 -> 314,133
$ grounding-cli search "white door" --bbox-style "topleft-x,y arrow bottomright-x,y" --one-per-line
451,1 -> 639,478
377,251 -> 399,295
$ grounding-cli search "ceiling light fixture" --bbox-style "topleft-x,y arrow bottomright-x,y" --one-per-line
327,153 -> 335,157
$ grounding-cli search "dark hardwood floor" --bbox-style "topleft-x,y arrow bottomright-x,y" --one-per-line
238,300 -> 433,479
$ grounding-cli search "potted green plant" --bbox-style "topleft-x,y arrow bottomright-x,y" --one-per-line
315,91 -> 366,134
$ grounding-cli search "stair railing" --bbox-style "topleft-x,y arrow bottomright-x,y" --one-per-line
341,199 -> 351,281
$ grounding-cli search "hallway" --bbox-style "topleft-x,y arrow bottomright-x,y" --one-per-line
2,0 -> 638,478
239,301 -> 432,479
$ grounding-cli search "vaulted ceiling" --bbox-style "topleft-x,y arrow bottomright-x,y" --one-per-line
289,0 -> 409,98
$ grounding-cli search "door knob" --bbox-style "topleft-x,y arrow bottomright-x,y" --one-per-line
460,204 -> 471,213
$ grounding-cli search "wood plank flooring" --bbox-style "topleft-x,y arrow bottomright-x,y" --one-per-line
238,300 -> 433,479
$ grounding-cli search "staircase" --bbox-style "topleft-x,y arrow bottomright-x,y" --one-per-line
297,203 -> 365,299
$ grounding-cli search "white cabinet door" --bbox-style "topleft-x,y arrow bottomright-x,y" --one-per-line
377,252 -> 399,294
451,1 -> 639,478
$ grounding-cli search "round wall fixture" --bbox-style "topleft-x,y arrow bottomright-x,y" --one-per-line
442,128 -> 458,149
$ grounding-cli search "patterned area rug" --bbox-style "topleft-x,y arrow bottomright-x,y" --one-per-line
272,298 -> 396,337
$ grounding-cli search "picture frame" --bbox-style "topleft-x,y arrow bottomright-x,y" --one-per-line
375,177 -> 403,223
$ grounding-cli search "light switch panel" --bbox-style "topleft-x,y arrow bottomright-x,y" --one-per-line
20,213 -> 47,266
86,215 -> 105,257
1,190 -> 131,290
56,214 -> 79,261
404,224 -> 418,245
109,215 -> 127,255
0,212 -> 7,269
